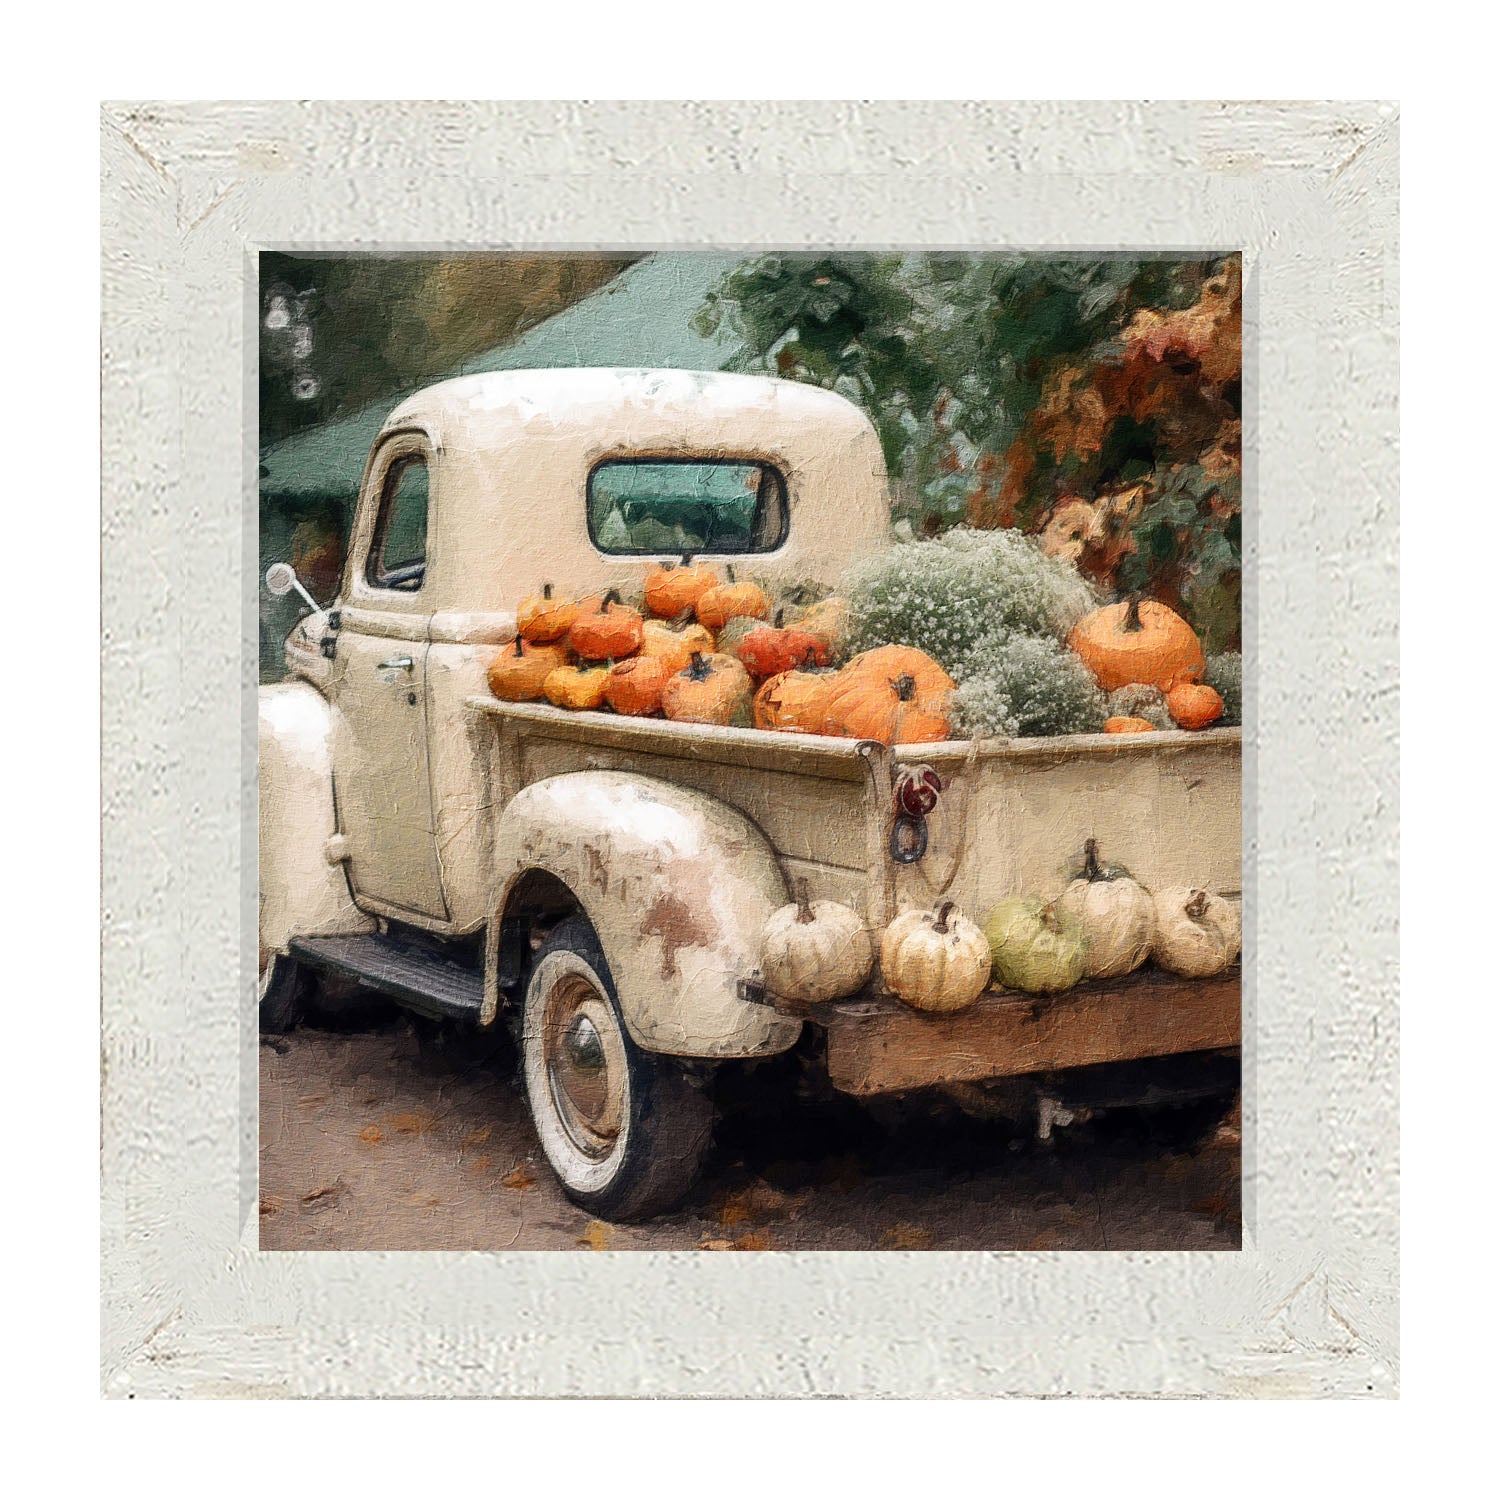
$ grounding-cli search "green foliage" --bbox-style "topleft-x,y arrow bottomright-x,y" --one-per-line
1204,653 -> 1243,726
696,253 -> 1217,500
699,252 -> 1240,649
951,631 -> 1108,740
841,526 -> 1099,667
1116,463 -> 1242,653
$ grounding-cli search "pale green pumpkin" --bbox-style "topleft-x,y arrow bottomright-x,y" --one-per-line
984,897 -> 1087,994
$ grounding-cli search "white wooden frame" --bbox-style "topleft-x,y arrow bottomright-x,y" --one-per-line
100,100 -> 1398,1399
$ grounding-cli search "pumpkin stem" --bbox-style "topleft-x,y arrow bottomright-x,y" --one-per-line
601,588 -> 621,611
774,607 -> 785,629
1040,901 -> 1059,931
795,879 -> 815,924
672,608 -> 695,629
726,564 -> 736,583
515,637 -> 526,657
1185,889 -> 1209,921
685,651 -> 712,681
1123,595 -> 1143,632
542,583 -> 552,600
1084,837 -> 1101,881
892,673 -> 917,703
934,900 -> 956,934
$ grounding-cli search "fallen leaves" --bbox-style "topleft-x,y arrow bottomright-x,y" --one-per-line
358,1125 -> 383,1144
464,1125 -> 493,1148
388,1109 -> 437,1135
881,1224 -> 936,1251
712,1179 -> 811,1225
577,1220 -> 613,1251
299,1181 -> 346,1212
698,1230 -> 773,1252
501,1164 -> 536,1191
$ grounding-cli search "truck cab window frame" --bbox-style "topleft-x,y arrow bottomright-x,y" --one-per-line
365,451 -> 430,592
586,456 -> 789,556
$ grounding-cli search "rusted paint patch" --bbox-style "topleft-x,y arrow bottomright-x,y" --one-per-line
640,892 -> 715,979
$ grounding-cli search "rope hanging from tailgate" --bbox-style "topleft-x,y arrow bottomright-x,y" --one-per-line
911,736 -> 982,900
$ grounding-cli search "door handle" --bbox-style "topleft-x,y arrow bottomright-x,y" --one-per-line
377,655 -> 414,672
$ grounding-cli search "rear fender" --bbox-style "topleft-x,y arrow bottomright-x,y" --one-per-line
258,683 -> 376,953
493,772 -> 800,1058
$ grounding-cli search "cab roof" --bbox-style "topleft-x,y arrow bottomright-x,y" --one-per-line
379,367 -> 877,455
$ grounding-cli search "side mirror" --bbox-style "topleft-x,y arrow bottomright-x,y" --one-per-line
265,561 -> 321,615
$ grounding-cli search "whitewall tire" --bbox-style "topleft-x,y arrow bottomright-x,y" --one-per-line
521,918 -> 713,1221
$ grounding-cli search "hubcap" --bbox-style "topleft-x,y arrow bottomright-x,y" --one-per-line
543,976 -> 627,1159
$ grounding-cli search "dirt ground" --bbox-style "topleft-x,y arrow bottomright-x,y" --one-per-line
259,1011 -> 1241,1253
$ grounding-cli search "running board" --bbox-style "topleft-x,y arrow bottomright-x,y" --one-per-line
289,933 -> 485,1022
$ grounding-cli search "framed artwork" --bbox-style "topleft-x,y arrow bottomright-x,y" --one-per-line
101,100 -> 1398,1398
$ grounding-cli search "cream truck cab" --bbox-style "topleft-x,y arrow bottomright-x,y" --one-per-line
259,368 -> 1241,1219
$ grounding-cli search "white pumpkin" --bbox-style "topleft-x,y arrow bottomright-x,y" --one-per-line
1151,887 -> 1241,978
1056,838 -> 1155,979
761,880 -> 874,1003
880,901 -> 992,1014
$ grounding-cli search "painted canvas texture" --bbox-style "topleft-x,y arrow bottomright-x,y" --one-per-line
258,251 -> 1243,1251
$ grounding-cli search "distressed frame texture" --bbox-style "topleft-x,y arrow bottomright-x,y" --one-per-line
101,100 -> 1398,1399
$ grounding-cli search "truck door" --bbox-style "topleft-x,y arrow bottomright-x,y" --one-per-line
331,436 -> 449,921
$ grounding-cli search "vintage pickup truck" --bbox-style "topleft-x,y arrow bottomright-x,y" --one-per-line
259,367 -> 1241,1220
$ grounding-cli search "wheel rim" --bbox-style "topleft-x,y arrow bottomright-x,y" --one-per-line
541,973 -> 629,1161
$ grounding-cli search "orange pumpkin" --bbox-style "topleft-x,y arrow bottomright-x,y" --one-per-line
516,582 -> 578,643
1068,597 -> 1206,693
736,609 -> 830,680
661,651 -> 753,726
1103,716 -> 1157,735
821,646 -> 955,745
543,663 -> 610,711
753,670 -> 834,733
644,555 -> 720,619
567,589 -> 644,660
603,655 -> 672,717
487,638 -> 567,702
695,566 -> 770,632
1165,681 -> 1224,730
638,615 -> 716,676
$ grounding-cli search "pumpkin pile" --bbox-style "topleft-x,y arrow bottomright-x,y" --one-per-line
489,561 -> 960,743
980,837 -> 1240,998
1068,596 -> 1222,733
759,837 -> 1239,1013
491,544 -> 1233,745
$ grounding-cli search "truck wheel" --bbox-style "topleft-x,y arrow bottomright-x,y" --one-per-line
258,949 -> 307,1033
521,918 -> 713,1221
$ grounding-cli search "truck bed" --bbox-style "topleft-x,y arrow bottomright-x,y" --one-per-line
470,697 -> 1243,1089
470,697 -> 1242,921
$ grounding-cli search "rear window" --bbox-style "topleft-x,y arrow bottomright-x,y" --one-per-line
587,458 -> 788,555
